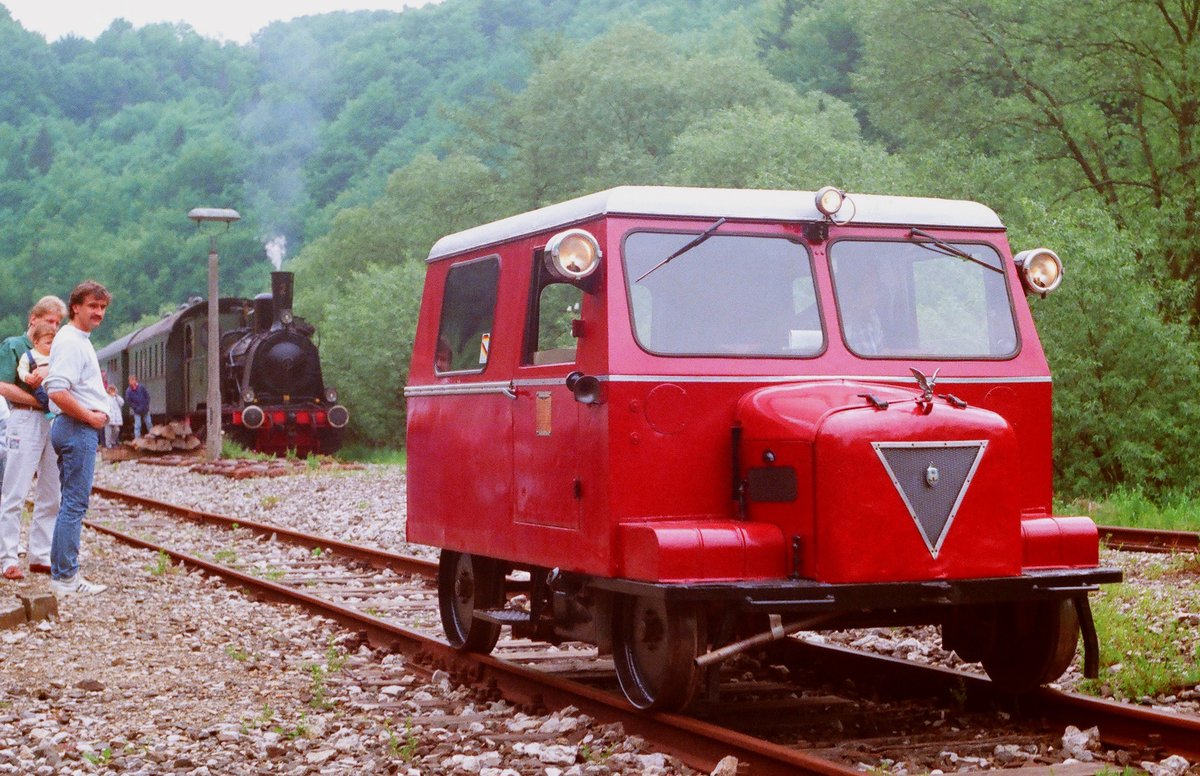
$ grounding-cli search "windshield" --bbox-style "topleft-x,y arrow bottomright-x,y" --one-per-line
829,239 -> 1017,358
623,231 -> 821,357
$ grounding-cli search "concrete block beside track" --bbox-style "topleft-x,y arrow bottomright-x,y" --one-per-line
20,592 -> 58,622
0,597 -> 28,630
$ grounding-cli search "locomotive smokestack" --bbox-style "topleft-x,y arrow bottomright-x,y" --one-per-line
253,293 -> 273,332
271,271 -> 294,325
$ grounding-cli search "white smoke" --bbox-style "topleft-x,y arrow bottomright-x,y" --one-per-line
265,235 -> 287,270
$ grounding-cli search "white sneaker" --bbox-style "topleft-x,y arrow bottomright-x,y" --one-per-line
50,575 -> 108,597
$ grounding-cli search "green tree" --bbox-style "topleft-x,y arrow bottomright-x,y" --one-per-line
665,96 -> 907,191
1013,202 -> 1200,497
755,0 -> 862,100
318,261 -> 425,446
485,23 -> 804,204
855,0 -> 1200,318
292,151 -> 506,328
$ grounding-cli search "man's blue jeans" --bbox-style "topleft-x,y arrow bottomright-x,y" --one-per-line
133,411 -> 152,438
50,415 -> 99,581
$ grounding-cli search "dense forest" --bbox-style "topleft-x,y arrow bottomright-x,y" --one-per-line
1,0 -> 1198,499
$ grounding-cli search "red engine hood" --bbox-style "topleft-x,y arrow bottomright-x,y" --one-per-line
735,381 -> 927,442
735,380 -> 1022,583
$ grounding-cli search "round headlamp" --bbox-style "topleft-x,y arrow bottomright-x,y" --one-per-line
242,405 -> 265,429
545,229 -> 602,281
1014,248 -> 1063,295
324,387 -> 338,404
327,405 -> 349,428
814,186 -> 845,217
241,388 -> 256,404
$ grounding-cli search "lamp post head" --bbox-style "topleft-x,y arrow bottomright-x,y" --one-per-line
188,208 -> 241,224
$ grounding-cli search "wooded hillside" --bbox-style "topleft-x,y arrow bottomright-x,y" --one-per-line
2,0 -> 1198,498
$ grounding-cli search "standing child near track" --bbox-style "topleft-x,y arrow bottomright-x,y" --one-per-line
17,322 -> 56,419
104,384 -> 124,448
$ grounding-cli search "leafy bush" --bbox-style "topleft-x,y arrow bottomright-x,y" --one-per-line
1014,203 -> 1200,498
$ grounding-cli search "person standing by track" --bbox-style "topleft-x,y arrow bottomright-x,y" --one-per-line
125,375 -> 151,438
45,280 -> 112,597
104,384 -> 124,448
0,296 -> 66,581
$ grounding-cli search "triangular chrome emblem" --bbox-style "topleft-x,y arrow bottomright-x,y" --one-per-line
872,441 -> 988,558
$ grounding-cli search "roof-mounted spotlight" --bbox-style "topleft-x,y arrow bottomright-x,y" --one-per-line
815,186 -> 845,217
805,186 -> 852,244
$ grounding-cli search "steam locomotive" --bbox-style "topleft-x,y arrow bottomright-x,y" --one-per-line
405,185 -> 1121,711
97,272 -> 348,456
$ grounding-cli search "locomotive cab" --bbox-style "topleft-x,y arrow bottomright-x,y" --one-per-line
406,186 -> 1120,710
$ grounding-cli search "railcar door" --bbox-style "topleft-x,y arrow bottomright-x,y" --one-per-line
513,256 -> 583,530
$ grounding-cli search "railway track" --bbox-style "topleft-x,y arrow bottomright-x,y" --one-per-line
85,486 -> 1200,773
1097,525 -> 1200,554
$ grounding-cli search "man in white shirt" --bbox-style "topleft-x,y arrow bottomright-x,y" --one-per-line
45,281 -> 112,597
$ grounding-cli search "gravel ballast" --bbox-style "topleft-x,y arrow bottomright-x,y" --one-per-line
0,457 -> 1194,774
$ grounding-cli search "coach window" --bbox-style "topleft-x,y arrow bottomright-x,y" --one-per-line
523,248 -> 581,366
435,256 -> 500,374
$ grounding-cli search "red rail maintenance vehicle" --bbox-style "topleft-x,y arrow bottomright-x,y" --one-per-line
405,186 -> 1121,710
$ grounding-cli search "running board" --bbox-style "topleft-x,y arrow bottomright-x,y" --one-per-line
474,608 -> 531,626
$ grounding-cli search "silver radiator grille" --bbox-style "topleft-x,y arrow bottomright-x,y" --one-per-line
872,441 -> 988,558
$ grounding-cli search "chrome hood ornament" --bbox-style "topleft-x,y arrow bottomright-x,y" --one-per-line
910,367 -> 939,403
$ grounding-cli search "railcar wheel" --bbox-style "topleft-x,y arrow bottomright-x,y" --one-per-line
437,550 -> 504,653
612,594 -> 704,711
980,599 -> 1079,692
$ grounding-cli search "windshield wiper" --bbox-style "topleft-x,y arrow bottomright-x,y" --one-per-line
908,228 -> 1002,274
635,217 -> 727,283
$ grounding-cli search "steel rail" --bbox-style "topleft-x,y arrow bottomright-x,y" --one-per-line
771,640 -> 1200,759
83,506 -> 859,775
91,486 -> 1198,764
92,485 -> 437,577
1097,525 -> 1199,554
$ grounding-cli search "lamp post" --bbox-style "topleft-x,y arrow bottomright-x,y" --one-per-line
187,207 -> 240,460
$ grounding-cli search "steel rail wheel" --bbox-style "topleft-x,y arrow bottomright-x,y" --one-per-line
981,599 -> 1079,692
613,593 -> 705,711
438,550 -> 504,653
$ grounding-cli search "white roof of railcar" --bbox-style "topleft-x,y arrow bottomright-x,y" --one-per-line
426,186 -> 1005,262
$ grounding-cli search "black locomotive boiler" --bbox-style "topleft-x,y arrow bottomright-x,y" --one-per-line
97,272 -> 349,456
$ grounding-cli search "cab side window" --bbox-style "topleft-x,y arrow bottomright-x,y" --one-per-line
523,249 -> 581,366
436,257 -> 500,374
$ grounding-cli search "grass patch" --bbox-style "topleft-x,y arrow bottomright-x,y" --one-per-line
272,713 -> 310,740
1139,552 -> 1200,580
82,748 -> 113,765
1061,487 -> 1200,531
384,717 -> 420,762
224,644 -> 251,662
304,642 -> 349,710
253,565 -> 287,581
1080,581 -> 1200,699
146,550 -> 180,576
336,444 -> 406,465
222,439 -> 274,461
